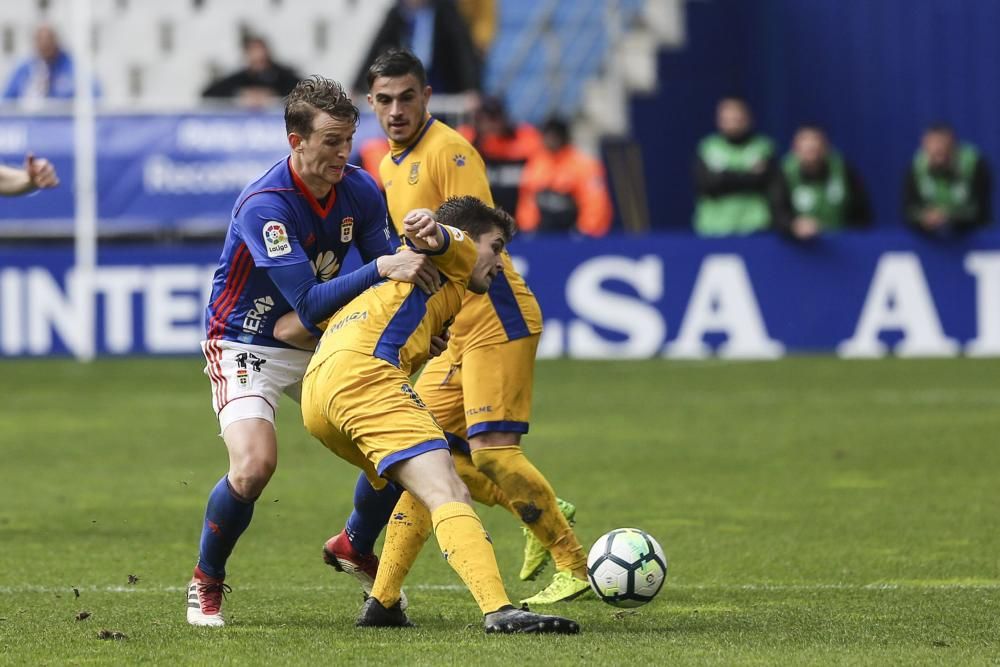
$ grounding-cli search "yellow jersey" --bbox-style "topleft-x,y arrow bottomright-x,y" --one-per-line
306,224 -> 477,377
380,116 -> 542,358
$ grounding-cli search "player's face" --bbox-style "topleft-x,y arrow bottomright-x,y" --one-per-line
290,112 -> 355,189
468,229 -> 505,294
368,74 -> 432,144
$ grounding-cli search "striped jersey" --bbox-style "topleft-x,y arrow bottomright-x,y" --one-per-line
205,157 -> 394,348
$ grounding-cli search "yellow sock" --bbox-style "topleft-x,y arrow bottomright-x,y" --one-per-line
453,451 -> 515,512
471,446 -> 588,578
431,501 -> 511,614
370,491 -> 431,607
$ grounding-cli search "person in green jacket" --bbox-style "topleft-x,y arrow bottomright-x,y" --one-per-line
903,123 -> 992,235
693,96 -> 781,236
778,125 -> 871,240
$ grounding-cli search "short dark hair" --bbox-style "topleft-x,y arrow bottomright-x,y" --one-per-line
541,117 -> 570,145
436,196 -> 516,243
366,48 -> 427,90
284,76 -> 359,137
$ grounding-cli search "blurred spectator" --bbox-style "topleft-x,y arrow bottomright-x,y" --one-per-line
353,0 -> 481,96
903,124 -> 992,234
693,97 -> 780,236
3,24 -> 99,105
777,125 -> 871,240
458,96 -> 543,215
202,35 -> 300,108
517,117 -> 613,237
456,0 -> 497,57
0,153 -> 59,195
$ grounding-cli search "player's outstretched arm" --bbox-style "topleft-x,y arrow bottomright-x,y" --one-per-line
267,251 -> 440,337
402,208 -> 445,251
0,153 -> 59,196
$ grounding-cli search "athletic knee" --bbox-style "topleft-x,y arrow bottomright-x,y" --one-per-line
228,458 -> 275,499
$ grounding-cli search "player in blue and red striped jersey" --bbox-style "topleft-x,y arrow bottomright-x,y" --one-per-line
187,76 -> 441,628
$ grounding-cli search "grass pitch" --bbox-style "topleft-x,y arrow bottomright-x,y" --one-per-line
1,356 -> 999,665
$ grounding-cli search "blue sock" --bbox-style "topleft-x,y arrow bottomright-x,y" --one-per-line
197,476 -> 255,579
344,472 -> 403,555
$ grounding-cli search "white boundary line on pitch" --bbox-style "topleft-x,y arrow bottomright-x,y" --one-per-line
3,582 -> 1000,594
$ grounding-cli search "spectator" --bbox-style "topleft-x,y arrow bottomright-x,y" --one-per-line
0,153 -> 59,195
458,96 -> 543,215
693,96 -> 780,236
904,123 -> 992,234
456,0 -> 497,57
202,35 -> 300,108
3,24 -> 99,105
517,117 -> 613,237
353,0 -> 481,97
778,125 -> 871,240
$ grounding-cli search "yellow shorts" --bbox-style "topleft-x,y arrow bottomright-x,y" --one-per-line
415,334 -> 539,453
301,350 -> 448,488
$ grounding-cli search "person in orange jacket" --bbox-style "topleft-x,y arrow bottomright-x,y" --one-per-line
517,117 -> 613,237
458,96 -> 544,216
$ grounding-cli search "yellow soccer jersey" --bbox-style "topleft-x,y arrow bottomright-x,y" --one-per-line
306,224 -> 477,377
380,116 -> 542,358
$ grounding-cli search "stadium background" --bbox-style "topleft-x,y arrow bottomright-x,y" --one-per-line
3,2 -> 1000,663
1,0 -> 999,360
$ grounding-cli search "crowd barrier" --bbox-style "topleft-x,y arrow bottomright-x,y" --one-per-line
1,231 -> 997,359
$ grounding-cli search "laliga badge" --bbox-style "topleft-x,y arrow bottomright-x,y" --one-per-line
340,216 -> 354,243
408,162 -> 421,185
263,221 -> 291,258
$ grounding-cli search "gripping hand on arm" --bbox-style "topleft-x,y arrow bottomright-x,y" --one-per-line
402,208 -> 445,251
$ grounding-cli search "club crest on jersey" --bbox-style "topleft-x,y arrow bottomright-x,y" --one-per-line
408,162 -> 421,185
453,154 -> 466,167
340,216 -> 354,243
263,221 -> 291,258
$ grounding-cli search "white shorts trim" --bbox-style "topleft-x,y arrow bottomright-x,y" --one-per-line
201,339 -> 312,429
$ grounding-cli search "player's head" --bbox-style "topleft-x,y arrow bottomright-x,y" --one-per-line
366,49 -> 431,144
285,76 -> 359,188
792,125 -> 829,171
716,96 -> 752,139
436,196 -> 514,294
922,122 -> 956,169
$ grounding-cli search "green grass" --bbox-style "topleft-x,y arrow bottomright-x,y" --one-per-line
2,357 -> 1000,665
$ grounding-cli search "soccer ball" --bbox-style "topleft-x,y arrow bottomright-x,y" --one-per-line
586,528 -> 667,607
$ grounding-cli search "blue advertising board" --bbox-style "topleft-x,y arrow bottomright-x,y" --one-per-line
0,111 -> 386,234
1,231 -> 998,359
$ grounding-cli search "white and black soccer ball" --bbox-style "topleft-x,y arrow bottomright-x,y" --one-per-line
587,528 -> 667,608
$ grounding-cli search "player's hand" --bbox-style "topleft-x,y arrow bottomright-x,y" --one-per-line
402,208 -> 444,250
376,249 -> 441,294
429,329 -> 450,358
24,153 -> 59,190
